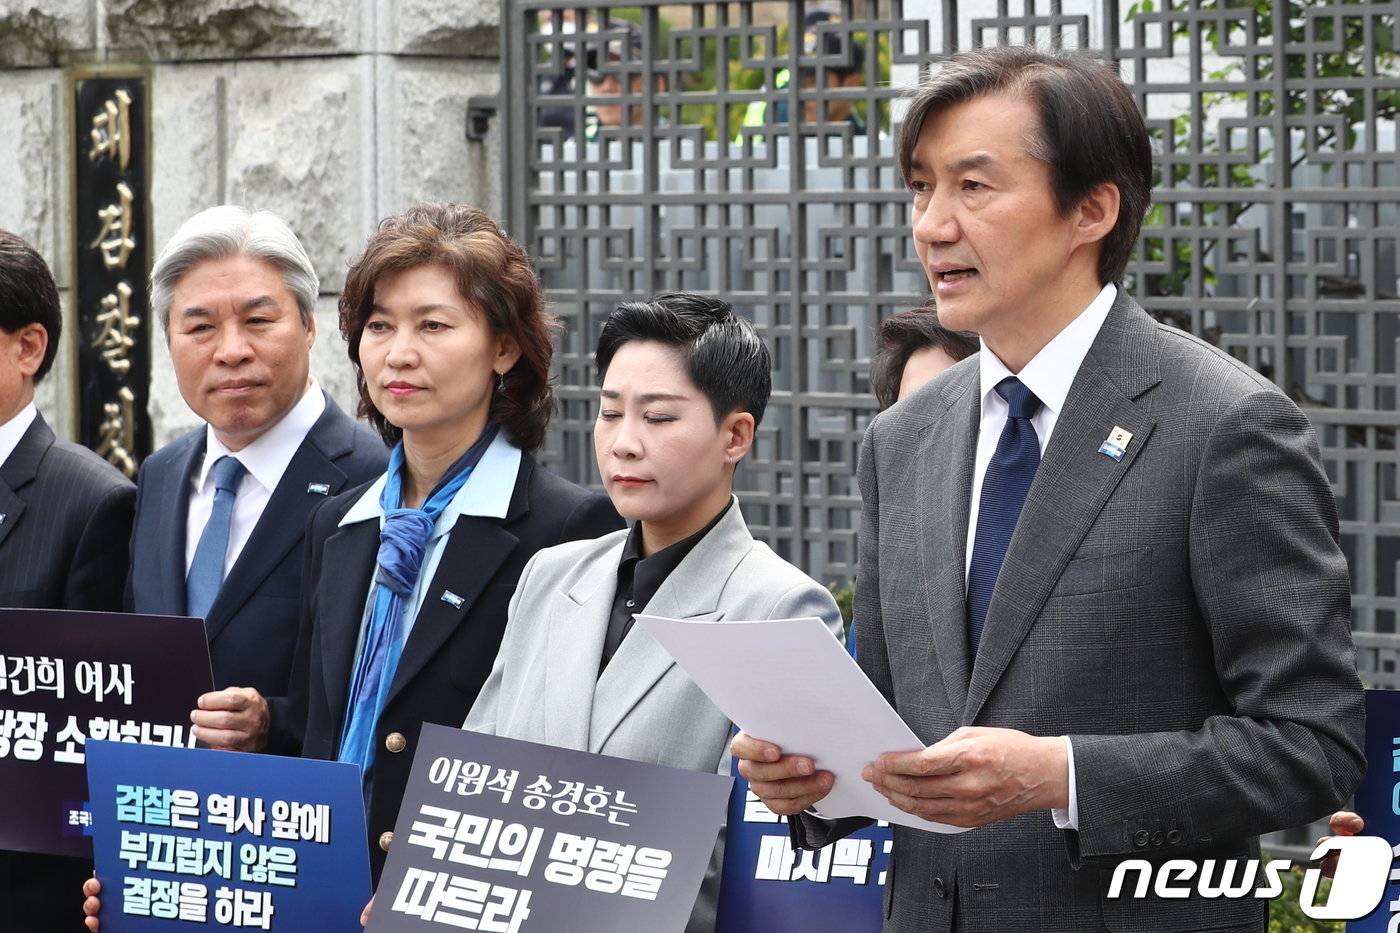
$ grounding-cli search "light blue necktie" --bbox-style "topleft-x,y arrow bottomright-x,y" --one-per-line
966,377 -> 1043,654
185,455 -> 246,618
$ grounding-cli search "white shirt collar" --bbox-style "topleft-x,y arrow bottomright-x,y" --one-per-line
340,430 -> 523,533
196,379 -> 326,493
977,282 -> 1117,415
0,402 -> 38,467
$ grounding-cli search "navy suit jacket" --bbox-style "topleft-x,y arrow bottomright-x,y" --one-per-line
291,452 -> 622,881
0,411 -> 134,611
127,392 -> 386,736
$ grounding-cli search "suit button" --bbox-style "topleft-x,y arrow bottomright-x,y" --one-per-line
933,877 -> 947,899
379,831 -> 394,852
1132,830 -> 1150,847
385,732 -> 407,753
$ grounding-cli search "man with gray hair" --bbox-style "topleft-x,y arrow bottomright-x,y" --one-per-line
128,205 -> 385,753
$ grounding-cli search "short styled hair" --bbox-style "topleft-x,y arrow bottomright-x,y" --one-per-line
150,205 -> 318,335
0,230 -> 62,383
897,46 -> 1153,285
339,202 -> 559,450
870,307 -> 978,410
595,292 -> 771,427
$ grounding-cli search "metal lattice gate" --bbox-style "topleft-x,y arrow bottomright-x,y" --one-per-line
499,0 -> 1400,695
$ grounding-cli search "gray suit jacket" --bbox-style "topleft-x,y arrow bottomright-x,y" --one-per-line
837,291 -> 1364,932
465,499 -> 845,933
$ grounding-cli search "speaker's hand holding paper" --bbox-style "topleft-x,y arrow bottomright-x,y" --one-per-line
637,614 -> 969,833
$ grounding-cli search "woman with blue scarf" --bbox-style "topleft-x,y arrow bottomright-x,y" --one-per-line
80,205 -> 621,924
290,203 -> 621,882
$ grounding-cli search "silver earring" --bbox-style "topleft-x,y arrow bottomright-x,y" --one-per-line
496,372 -> 506,393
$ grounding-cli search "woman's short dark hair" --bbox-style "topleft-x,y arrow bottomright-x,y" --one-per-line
896,45 -> 1153,285
870,307 -> 979,410
339,202 -> 559,450
0,230 -> 61,383
595,292 -> 771,426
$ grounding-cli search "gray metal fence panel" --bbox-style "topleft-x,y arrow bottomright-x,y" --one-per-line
500,1 -> 1400,693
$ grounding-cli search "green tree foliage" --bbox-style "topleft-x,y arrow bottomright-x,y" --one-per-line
1268,859 -> 1341,933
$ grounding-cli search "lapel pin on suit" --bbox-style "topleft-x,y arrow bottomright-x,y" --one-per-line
440,590 -> 464,609
1099,426 -> 1134,462
307,482 -> 331,495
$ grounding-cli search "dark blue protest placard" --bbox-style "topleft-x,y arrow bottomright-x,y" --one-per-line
0,608 -> 213,857
87,740 -> 370,932
1348,689 -> 1400,932
369,723 -> 732,933
716,770 -> 889,933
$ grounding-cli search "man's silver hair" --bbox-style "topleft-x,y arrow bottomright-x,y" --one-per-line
150,205 -> 319,335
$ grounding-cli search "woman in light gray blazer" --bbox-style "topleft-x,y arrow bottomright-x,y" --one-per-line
465,293 -> 845,933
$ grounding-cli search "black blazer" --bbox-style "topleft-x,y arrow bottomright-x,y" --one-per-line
0,411 -> 134,611
290,450 -> 622,881
126,393 -> 386,731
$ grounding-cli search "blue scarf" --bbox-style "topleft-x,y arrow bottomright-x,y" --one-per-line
338,423 -> 500,780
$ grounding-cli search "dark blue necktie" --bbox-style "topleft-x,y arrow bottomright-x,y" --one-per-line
966,377 -> 1043,652
186,455 -> 246,618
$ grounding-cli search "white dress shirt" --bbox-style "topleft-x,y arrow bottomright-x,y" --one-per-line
184,382 -> 326,578
962,282 -> 1117,831
0,402 -> 37,468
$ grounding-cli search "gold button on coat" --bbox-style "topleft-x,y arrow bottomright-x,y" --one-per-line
379,831 -> 394,851
385,732 -> 407,753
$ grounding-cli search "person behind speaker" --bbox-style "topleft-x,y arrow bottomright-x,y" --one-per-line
127,206 -> 387,756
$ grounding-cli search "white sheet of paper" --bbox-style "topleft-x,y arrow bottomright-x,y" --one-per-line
635,613 -> 968,833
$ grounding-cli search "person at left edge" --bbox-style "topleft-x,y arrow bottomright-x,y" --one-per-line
0,230 -> 135,932
126,206 -> 387,754
288,202 -> 623,882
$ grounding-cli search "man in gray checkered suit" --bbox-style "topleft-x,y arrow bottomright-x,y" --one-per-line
735,46 -> 1364,932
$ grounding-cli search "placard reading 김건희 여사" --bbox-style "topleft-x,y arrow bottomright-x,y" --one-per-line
0,608 -> 213,857
86,740 -> 371,932
369,723 -> 733,933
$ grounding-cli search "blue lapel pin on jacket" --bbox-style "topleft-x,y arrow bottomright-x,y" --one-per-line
441,590 -> 464,609
307,482 -> 331,495
1099,425 -> 1134,462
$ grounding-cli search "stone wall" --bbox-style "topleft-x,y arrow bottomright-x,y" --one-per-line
0,0 -> 504,447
